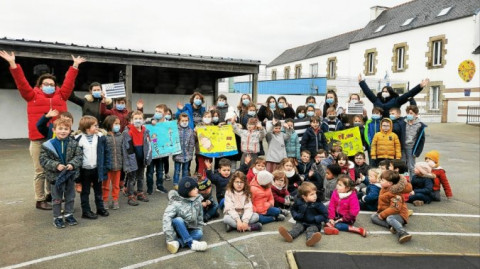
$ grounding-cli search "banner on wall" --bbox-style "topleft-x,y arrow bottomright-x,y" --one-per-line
145,121 -> 181,159
196,125 -> 238,158
324,127 -> 363,156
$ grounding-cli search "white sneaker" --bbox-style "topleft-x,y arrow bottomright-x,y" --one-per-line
190,240 -> 207,251
166,241 -> 180,254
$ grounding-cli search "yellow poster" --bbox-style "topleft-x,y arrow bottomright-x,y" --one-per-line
196,125 -> 238,158
324,127 -> 363,156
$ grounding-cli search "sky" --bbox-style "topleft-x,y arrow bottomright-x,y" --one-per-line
0,0 -> 409,64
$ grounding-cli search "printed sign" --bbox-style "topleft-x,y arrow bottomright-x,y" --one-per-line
196,125 -> 238,158
346,103 -> 364,115
324,127 -> 363,156
145,121 -> 181,159
102,82 -> 126,98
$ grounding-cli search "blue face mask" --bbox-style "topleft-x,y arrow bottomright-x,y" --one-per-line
42,86 -> 55,95
217,101 -> 225,107
307,111 -> 315,117
165,115 -> 172,120
92,91 -> 102,98
133,119 -> 143,127
112,124 -> 120,133
116,104 -> 125,111
154,112 -> 163,120
269,103 -> 276,110
248,111 -> 256,117
278,103 -> 285,109
242,99 -> 250,106
372,114 -> 381,120
406,114 -> 415,121
389,115 -> 397,121
326,98 -> 334,104
194,99 -> 202,106
298,113 -> 305,119
307,102 -> 315,107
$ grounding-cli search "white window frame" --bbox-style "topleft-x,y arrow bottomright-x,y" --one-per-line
432,40 -> 442,66
328,60 -> 335,78
367,52 -> 375,74
310,63 -> 318,78
430,86 -> 440,110
396,47 -> 405,70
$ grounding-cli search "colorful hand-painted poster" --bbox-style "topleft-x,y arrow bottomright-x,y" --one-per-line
145,121 -> 181,159
196,125 -> 238,158
324,127 -> 363,156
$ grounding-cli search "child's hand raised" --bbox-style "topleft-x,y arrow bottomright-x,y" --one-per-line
204,159 -> 212,170
46,109 -> 59,118
136,99 -> 144,110
283,123 -> 290,130
177,101 -> 184,110
308,170 -> 314,177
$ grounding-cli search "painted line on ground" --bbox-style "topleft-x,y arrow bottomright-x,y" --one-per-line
359,211 -> 480,218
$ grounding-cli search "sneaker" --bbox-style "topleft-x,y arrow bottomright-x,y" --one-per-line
53,217 -> 65,229
190,240 -> 207,252
324,227 -> 339,235
413,200 -> 424,207
112,201 -> 120,210
165,175 -> 171,181
281,209 -> 290,217
128,195 -> 139,206
389,226 -> 397,234
173,185 -> 178,191
225,224 -> 235,233
276,214 -> 286,221
137,192 -> 150,202
408,209 -> 414,216
278,226 -> 293,242
81,211 -> 98,220
248,223 -> 262,232
97,209 -> 110,217
64,215 -> 78,226
306,232 -> 322,247
166,241 -> 180,254
75,183 -> 82,193
156,186 -> 168,193
398,231 -> 412,244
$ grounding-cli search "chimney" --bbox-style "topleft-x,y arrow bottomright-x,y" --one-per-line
370,6 -> 388,21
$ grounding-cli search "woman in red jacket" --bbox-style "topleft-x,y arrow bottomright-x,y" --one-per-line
0,50 -> 86,210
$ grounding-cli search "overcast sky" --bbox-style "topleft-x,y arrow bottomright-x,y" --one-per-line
1,0 -> 408,64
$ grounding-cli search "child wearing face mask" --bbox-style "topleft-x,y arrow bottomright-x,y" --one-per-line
240,103 -> 258,129
265,119 -> 293,172
321,107 -> 344,133
364,107 -> 383,165
215,94 -> 229,123
175,92 -> 206,129
371,118 -> 401,167
194,111 -> 214,178
233,117 -> 266,167
69,82 -> 113,126
101,97 -> 144,133
352,115 -> 368,155
162,108 -> 173,182
322,90 -> 338,119
172,113 -> 196,190
293,105 -> 309,140
300,116 -> 328,160
103,115 -> 123,210
122,110 -> 152,206
403,105 -> 427,179
210,109 -> 221,125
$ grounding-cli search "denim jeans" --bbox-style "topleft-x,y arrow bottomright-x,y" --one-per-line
334,222 -> 350,231
126,166 -> 145,195
146,158 -> 165,193
404,147 -> 416,179
288,222 -> 320,240
408,193 -> 432,204
51,178 -> 75,218
258,207 -> 281,224
174,161 -> 191,186
172,217 -> 203,248
371,213 -> 406,233
204,200 -> 219,219
80,168 -> 105,213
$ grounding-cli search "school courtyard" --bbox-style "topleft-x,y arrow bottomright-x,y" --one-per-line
0,123 -> 478,269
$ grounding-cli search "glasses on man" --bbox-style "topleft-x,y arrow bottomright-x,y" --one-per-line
42,82 -> 55,87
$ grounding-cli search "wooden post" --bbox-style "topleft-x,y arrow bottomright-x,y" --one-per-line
441,99 -> 448,123
125,64 -> 133,110
252,73 -> 258,104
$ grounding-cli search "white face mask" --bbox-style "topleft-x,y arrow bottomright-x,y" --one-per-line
382,92 -> 390,98
180,122 -> 188,128
203,118 -> 212,124
285,170 -> 295,178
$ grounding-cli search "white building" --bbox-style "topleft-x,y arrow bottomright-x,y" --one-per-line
266,0 -> 480,123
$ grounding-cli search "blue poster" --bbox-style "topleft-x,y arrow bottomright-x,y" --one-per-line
145,121 -> 181,159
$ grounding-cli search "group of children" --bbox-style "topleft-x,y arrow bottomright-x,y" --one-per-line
37,91 -> 453,255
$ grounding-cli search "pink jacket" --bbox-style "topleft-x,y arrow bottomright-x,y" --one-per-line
250,178 -> 274,215
223,190 -> 254,223
328,189 -> 360,224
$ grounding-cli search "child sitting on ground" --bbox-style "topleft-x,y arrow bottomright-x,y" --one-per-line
353,152 -> 370,185
197,176 -> 219,223
251,170 -> 289,224
280,157 -> 303,197
371,170 -> 412,244
246,156 -> 266,184
357,168 -> 382,211
425,150 -> 453,201
298,150 -> 325,202
408,162 -> 435,206
324,175 -> 367,237
321,145 -> 342,167
272,170 -> 294,209
205,158 -> 232,209
163,177 -> 207,254
223,171 -> 262,232
278,182 -> 327,247
324,164 -> 342,202
336,152 -> 355,181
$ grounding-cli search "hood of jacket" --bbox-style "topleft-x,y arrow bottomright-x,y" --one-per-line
380,118 -> 393,135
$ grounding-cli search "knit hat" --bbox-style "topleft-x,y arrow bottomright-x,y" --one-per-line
425,150 -> 440,165
197,178 -> 212,191
178,176 -> 199,198
415,162 -> 432,176
257,170 -> 273,186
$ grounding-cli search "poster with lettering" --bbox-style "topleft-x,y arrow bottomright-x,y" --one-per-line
145,121 -> 181,159
324,127 -> 363,156
196,125 -> 238,158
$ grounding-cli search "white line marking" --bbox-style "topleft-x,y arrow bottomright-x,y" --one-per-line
368,231 -> 480,236
359,211 -> 480,218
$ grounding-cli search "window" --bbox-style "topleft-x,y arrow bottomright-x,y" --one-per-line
430,86 -> 440,110
326,57 -> 337,79
284,66 -> 290,79
396,47 -> 405,70
392,42 -> 408,72
437,7 -> 452,17
310,63 -> 318,77
402,17 -> 414,26
432,40 -> 442,66
364,49 -> 377,76
271,69 -> 277,81
368,53 -> 375,73
374,25 -> 385,33
294,65 -> 302,79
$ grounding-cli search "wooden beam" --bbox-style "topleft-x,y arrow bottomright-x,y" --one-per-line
443,88 -> 480,93
126,64 -> 133,110
252,73 -> 258,104
445,97 -> 480,101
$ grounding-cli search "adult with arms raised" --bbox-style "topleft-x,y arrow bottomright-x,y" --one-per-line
0,50 -> 86,210
358,74 -> 429,118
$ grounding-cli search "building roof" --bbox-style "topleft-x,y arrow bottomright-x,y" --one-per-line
350,0 -> 480,43
267,29 -> 362,67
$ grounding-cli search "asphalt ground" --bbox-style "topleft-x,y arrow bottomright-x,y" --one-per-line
0,123 -> 479,269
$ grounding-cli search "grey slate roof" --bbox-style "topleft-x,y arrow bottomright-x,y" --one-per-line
267,29 -> 362,67
351,0 -> 480,43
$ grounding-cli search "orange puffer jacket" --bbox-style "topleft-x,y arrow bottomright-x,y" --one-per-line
250,177 -> 274,215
